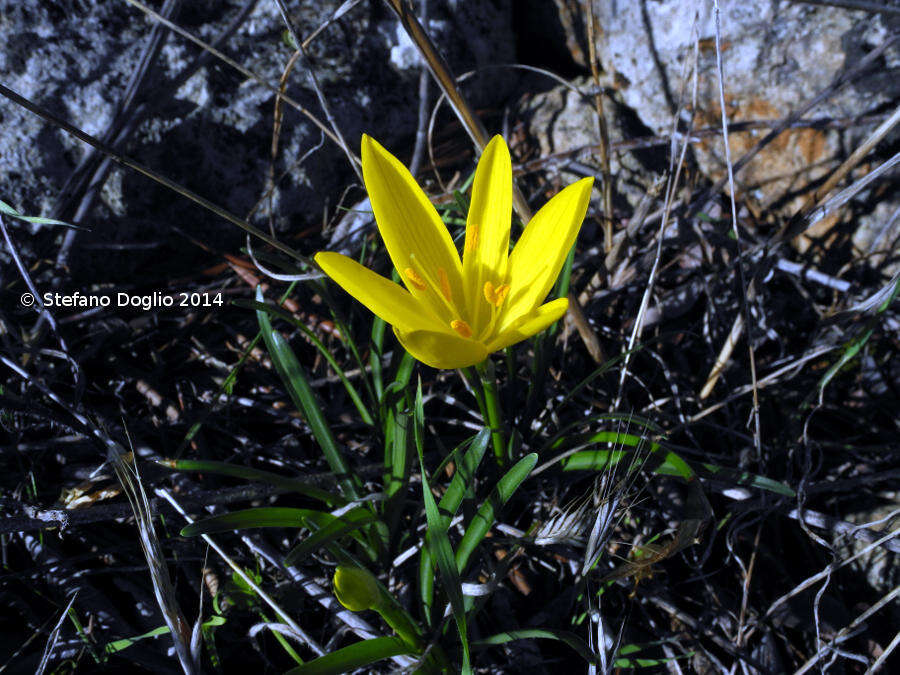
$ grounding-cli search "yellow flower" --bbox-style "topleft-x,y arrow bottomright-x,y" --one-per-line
315,135 -> 593,369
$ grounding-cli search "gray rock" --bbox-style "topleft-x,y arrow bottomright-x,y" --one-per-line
514,75 -> 666,212
0,0 -> 515,279
853,200 -> 900,277
844,494 -> 900,612
546,1 -> 898,213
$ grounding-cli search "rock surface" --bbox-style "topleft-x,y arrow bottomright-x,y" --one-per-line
549,1 -> 899,212
514,75 -> 666,213
0,0 -> 515,278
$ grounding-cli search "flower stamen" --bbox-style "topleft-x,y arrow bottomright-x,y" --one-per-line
483,281 -> 510,308
404,267 -> 427,291
408,256 -> 463,321
465,224 -> 479,255
450,319 -> 473,338
438,268 -> 452,303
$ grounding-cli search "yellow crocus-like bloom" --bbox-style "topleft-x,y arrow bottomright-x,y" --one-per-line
315,134 -> 593,369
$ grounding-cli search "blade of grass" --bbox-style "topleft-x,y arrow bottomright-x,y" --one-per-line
555,436 -> 793,496
380,351 -> 416,413
238,299 -> 373,425
370,316 -> 387,401
285,636 -> 413,675
256,288 -> 361,500
412,380 -> 471,674
696,463 -> 794,497
473,628 -> 597,665
454,453 -> 537,575
105,617 -> 226,655
547,430 -> 695,481
180,507 -> 317,536
1,199 -> 79,228
419,428 -> 491,625
156,458 -> 346,506
383,405 -> 411,544
437,428 -> 491,521
284,508 -> 378,566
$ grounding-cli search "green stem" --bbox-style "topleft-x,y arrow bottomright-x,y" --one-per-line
374,599 -> 450,673
475,360 -> 507,466
372,599 -> 423,653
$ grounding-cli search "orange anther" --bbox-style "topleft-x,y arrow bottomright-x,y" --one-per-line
404,267 -> 426,291
483,281 -> 496,305
465,224 -> 479,255
450,319 -> 472,338
493,283 -> 510,306
483,281 -> 510,308
438,268 -> 452,302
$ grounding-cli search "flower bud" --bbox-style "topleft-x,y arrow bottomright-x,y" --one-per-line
332,565 -> 381,612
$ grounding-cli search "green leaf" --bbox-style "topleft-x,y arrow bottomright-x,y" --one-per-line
256,288 -> 361,500
474,628 -> 597,664
419,428 -> 490,624
697,463 -> 795,497
238,299 -> 373,425
560,449 -> 629,471
284,636 -> 413,675
0,199 -> 80,229
413,380 -> 470,674
554,430 -> 694,481
284,507 -> 378,565
455,453 -> 537,575
105,616 -> 225,654
180,507 -> 309,536
156,458 -> 346,506
560,450 -> 793,497
652,450 -> 695,480
438,428 -> 491,523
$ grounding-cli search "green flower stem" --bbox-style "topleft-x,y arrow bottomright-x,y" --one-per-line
369,602 -> 450,673
332,566 -> 451,672
475,360 -> 507,466
371,598 -> 424,654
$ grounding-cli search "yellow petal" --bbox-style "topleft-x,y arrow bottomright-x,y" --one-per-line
315,251 -> 442,333
486,297 -> 569,353
503,177 -> 593,325
393,326 -> 488,369
361,135 -> 463,315
463,135 -> 512,329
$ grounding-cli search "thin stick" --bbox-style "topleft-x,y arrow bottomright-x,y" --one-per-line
783,104 -> 900,240
687,33 -> 898,217
156,488 -> 320,651
0,83 -> 307,263
382,0 -> 532,221
712,0 -> 762,459
585,1 -> 614,253
408,0 -> 431,178
272,0 -> 362,183
121,0 -> 348,157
